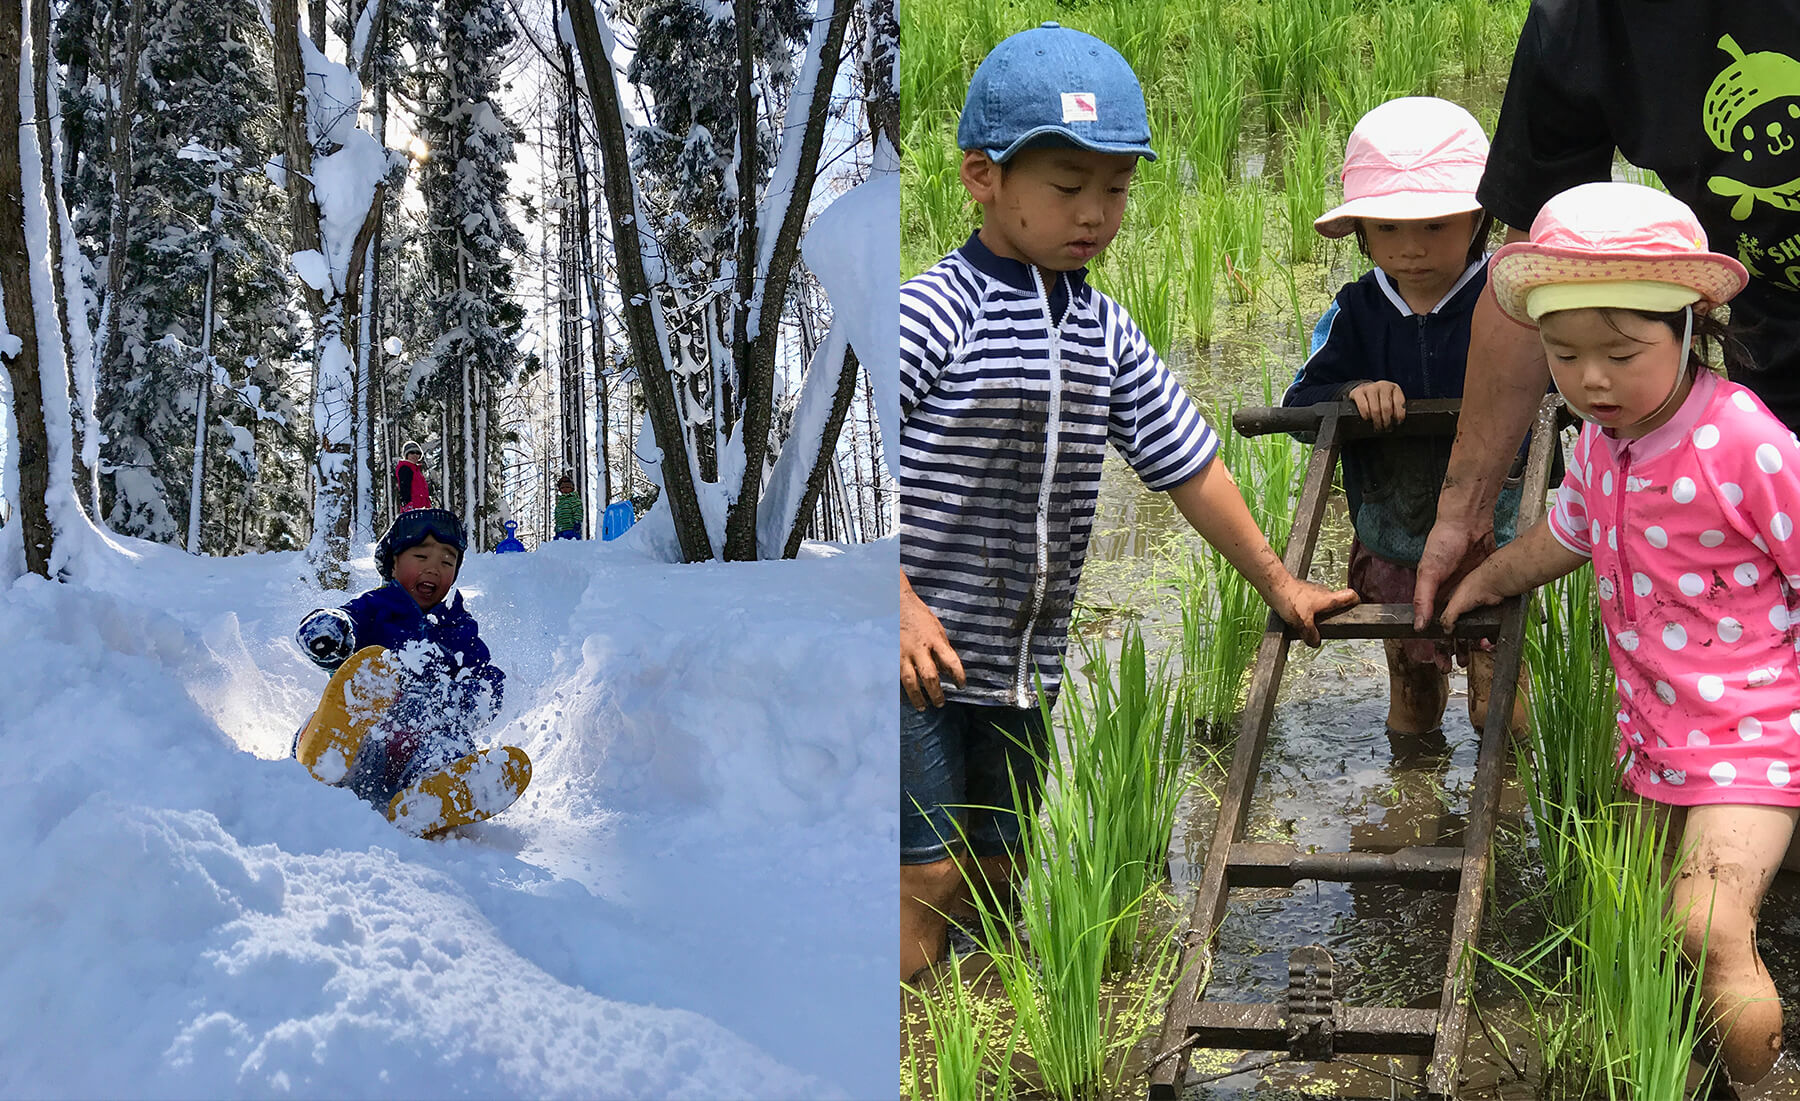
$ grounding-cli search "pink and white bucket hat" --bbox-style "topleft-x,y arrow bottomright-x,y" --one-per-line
1488,182 -> 1748,326
1313,97 -> 1489,238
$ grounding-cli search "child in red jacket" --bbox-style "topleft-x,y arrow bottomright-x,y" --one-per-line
394,441 -> 431,513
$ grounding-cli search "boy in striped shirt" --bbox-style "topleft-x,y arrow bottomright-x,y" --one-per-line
899,23 -> 1358,980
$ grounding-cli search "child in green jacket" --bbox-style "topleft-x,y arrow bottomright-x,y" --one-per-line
553,475 -> 583,540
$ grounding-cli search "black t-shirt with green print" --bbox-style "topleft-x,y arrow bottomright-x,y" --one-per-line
1480,0 -> 1800,429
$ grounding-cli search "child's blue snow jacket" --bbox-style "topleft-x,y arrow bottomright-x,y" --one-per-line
339,581 -> 506,716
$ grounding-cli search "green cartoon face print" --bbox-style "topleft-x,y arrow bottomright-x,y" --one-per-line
1706,35 -> 1800,220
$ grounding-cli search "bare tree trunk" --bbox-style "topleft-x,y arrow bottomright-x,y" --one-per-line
32,0 -> 98,514
861,0 -> 899,155
862,363 -> 884,537
308,0 -> 326,48
564,0 -> 712,561
271,0 -> 326,319
722,0 -> 851,560
781,345 -> 861,558
2,1 -> 55,577
31,0 -> 65,381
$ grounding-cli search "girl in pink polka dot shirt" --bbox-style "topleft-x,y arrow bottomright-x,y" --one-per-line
1441,182 -> 1800,1089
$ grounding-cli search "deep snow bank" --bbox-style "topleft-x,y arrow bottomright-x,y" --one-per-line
0,533 -> 896,1098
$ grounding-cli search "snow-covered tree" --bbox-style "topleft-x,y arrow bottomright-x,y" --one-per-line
56,0 -> 301,551
2,0 -> 96,580
270,0 -> 392,586
565,0 -> 854,562
414,0 -> 528,549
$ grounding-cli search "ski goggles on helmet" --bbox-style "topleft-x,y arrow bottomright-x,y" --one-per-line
385,508 -> 467,553
377,508 -> 467,580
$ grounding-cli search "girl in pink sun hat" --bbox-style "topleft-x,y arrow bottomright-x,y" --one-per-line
1286,96 -> 1527,754
1444,181 -> 1800,1090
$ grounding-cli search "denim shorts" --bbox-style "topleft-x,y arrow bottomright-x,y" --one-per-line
900,696 -> 1049,864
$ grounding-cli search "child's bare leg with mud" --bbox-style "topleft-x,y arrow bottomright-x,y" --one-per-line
1465,650 -> 1531,740
1667,803 -> 1796,1085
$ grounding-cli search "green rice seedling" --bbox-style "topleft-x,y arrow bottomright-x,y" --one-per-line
968,757 -> 1169,1100
1182,195 -> 1223,345
1104,257 -> 1176,364
1520,567 -> 1623,926
1176,545 -> 1264,739
1283,0 -> 1353,113
902,955 -> 1016,1101
1183,40 -> 1246,184
1568,808 -> 1710,1098
1279,115 -> 1334,265
1277,260 -> 1308,350
1246,12 -> 1290,117
1451,0 -> 1492,77
1217,183 -> 1268,305
1087,0 -> 1176,101
899,0 -> 975,125
1068,626 -> 1191,971
966,0 -> 1026,64
1249,0 -> 1352,117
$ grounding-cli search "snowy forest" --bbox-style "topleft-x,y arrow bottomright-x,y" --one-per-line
0,0 -> 897,583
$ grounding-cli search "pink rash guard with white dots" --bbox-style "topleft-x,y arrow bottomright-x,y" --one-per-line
1548,369 -> 1800,806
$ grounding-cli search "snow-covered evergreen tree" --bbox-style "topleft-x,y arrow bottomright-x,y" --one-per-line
61,0 -> 301,549
414,0 -> 527,548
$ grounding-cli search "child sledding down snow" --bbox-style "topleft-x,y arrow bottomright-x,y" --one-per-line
292,508 -> 529,835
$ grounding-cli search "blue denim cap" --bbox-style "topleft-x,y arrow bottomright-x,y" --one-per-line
958,22 -> 1156,164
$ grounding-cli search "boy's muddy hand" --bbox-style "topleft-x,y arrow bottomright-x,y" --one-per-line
1350,380 -> 1406,432
1272,578 -> 1359,648
901,571 -> 965,710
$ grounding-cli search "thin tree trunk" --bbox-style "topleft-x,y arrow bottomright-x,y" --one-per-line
30,0 -> 67,392
187,232 -> 218,553
782,346 -> 860,558
862,363 -> 883,537
723,0 -> 851,560
94,0 -> 146,378
564,0 -> 712,561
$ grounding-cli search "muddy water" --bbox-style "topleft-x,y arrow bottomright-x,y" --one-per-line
1167,645 -> 1541,1099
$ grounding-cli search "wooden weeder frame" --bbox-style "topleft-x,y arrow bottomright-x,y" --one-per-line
1148,396 -> 1562,1100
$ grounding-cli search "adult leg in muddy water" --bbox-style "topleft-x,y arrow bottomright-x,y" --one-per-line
1383,637 -> 1447,736
1465,650 -> 1530,741
1667,803 -> 1797,1086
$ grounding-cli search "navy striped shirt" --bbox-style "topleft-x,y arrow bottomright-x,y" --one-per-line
901,233 -> 1219,707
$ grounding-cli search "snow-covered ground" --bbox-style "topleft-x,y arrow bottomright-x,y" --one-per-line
0,531 -> 897,1098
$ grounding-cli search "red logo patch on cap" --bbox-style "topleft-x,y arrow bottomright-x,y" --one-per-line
1061,92 -> 1097,123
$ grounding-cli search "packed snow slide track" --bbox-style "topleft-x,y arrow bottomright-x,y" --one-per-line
0,534 -> 895,1099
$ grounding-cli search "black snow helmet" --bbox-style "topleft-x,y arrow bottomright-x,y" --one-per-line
376,507 -> 468,580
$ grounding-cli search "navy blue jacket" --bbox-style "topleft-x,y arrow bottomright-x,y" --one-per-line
341,582 -> 505,716
1283,260 -> 1520,564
